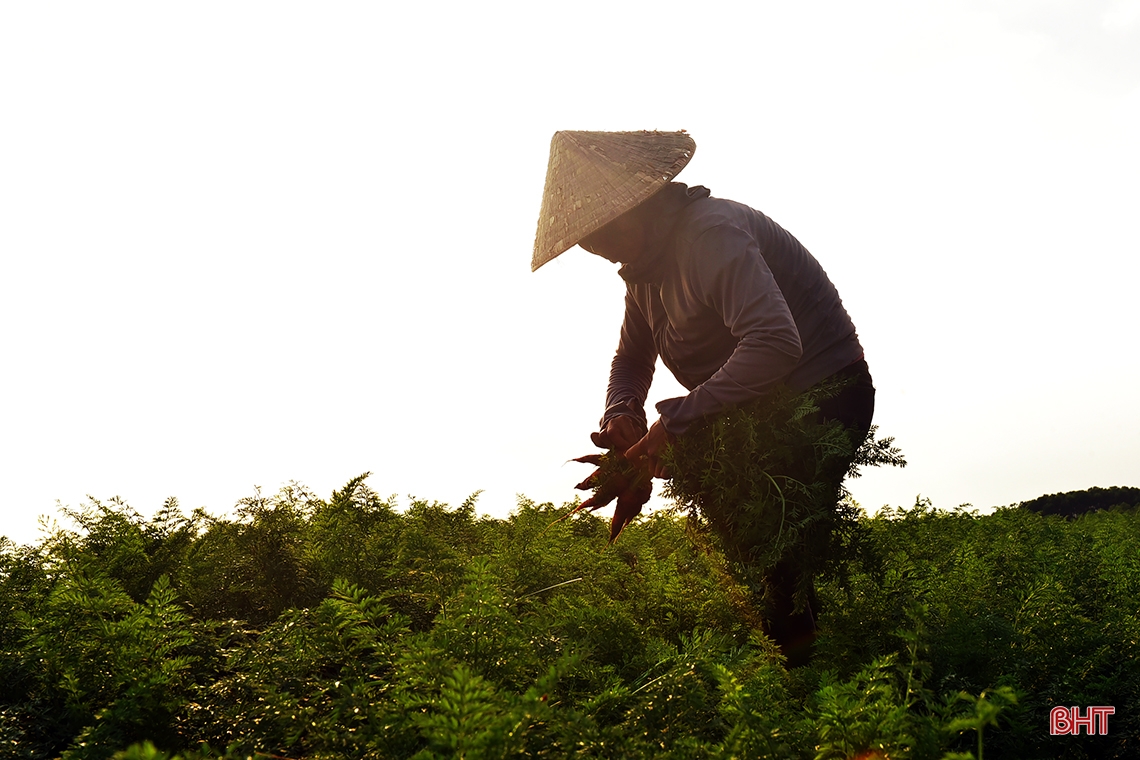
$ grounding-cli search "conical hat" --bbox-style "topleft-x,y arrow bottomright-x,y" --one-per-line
531,130 -> 696,271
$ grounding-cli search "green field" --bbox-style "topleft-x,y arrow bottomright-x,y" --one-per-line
1,478 -> 1136,759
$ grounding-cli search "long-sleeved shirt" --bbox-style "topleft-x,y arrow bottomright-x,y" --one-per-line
601,184 -> 865,436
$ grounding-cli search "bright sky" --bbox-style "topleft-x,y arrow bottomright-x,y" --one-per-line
2,1 -> 1138,546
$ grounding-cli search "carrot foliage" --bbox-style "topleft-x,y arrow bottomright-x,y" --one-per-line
0,478 -> 1136,759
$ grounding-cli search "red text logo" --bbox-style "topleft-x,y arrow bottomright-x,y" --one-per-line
1050,706 -> 1114,736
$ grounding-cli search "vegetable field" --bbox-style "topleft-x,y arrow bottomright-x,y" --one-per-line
0,478 -> 1137,759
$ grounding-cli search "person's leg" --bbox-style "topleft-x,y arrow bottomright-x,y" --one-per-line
764,556 -> 818,667
766,360 -> 876,666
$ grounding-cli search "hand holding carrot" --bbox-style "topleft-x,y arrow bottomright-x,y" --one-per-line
561,417 -> 676,544
624,418 -> 676,480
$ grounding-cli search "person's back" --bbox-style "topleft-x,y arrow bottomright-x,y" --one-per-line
689,195 -> 863,393
616,186 -> 865,436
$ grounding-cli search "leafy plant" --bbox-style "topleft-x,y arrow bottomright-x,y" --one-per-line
1,476 -> 1136,758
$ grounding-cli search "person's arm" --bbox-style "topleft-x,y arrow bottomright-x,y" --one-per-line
655,226 -> 803,435
595,287 -> 657,449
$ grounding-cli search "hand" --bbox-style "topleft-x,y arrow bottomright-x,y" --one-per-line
591,415 -> 644,453
624,418 -> 676,479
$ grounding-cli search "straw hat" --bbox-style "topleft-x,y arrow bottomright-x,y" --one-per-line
531,130 -> 696,271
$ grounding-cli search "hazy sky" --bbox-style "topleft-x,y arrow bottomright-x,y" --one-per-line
2,1 -> 1138,546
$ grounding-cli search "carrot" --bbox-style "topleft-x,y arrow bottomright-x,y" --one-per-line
560,451 -> 652,544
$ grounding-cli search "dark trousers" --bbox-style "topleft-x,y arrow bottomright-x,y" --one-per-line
764,359 -> 875,666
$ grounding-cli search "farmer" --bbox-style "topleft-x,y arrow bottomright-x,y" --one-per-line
532,130 -> 875,665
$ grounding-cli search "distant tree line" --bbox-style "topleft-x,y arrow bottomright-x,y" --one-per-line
1019,485 -> 1140,518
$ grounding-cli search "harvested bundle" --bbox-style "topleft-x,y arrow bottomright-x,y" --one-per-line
662,378 -> 904,607
569,378 -> 904,606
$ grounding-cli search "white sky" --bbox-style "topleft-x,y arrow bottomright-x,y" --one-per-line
2,1 -> 1138,546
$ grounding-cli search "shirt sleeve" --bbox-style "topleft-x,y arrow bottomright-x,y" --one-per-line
600,286 -> 657,434
655,225 -> 803,435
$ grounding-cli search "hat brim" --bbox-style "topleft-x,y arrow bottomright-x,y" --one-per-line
531,131 -> 696,271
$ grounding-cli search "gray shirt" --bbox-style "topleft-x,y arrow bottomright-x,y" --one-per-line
602,186 -> 864,436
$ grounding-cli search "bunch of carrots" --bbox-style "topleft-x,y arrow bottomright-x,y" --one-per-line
561,450 -> 653,544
